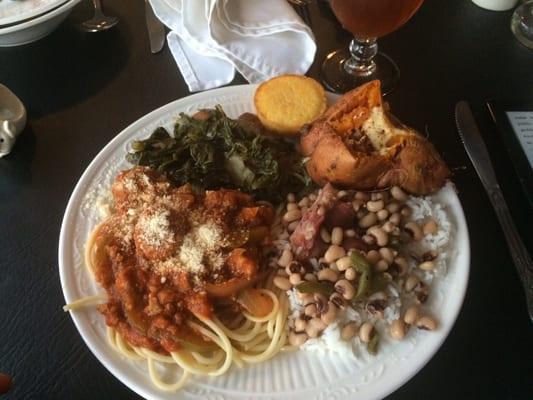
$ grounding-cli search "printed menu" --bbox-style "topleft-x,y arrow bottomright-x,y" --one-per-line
506,111 -> 533,170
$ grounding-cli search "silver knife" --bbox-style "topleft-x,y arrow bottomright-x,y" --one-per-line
455,101 -> 533,322
145,0 -> 165,54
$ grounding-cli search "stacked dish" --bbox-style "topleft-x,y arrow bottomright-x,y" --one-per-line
0,0 -> 82,46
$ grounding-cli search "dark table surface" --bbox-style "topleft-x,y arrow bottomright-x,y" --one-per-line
1,0 -> 532,399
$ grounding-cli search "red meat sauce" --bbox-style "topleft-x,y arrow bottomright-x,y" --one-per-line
90,166 -> 274,354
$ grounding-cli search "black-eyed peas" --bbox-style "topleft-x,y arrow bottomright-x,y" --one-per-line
416,315 -> 438,331
334,279 -> 355,300
390,319 -> 406,340
374,259 -> 389,272
345,267 -> 357,281
286,261 -> 304,275
359,212 -> 378,228
306,318 -> 326,338
320,227 -> 331,243
400,206 -> 412,217
419,260 -> 436,271
330,292 -> 346,308
367,199 -> 385,212
344,228 -> 356,237
324,245 -> 345,263
404,221 -> 423,241
389,212 -> 401,225
317,268 -> 338,282
277,248 -> 293,267
367,226 -> 388,246
359,322 -> 375,343
362,234 -> 376,245
297,292 -> 314,305
320,301 -> 338,324
341,322 -> 358,341
404,305 -> 420,325
392,257 -> 408,275
365,250 -> 381,265
304,303 -> 318,317
405,274 -> 420,292
414,282 -> 429,303
331,227 -> 343,246
391,186 -> 408,201
298,197 -> 310,208
355,191 -> 370,201
287,203 -> 298,211
379,247 -> 395,264
423,219 -> 438,235
422,250 -> 438,262
273,276 -> 291,290
313,293 -> 328,313
279,184 -> 443,351
370,192 -> 383,201
386,202 -> 401,213
287,221 -> 299,232
377,209 -> 389,220
337,190 -> 349,199
289,331 -> 308,346
382,221 -> 396,233
336,256 -> 352,271
289,273 -> 302,285
294,317 -> 307,332
283,209 -> 302,223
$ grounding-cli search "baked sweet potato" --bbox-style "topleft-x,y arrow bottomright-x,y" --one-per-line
300,80 -> 450,195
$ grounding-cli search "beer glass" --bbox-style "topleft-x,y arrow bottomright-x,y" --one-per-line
511,0 -> 533,49
322,0 -> 425,94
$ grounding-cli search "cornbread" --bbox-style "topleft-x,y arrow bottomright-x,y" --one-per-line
254,75 -> 327,135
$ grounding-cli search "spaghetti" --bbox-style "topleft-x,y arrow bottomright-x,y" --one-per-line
64,166 -> 289,391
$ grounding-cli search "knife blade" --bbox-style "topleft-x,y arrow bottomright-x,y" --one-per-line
145,0 -> 165,54
455,101 -> 533,322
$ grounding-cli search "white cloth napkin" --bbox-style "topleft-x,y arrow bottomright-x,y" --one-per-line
149,0 -> 316,92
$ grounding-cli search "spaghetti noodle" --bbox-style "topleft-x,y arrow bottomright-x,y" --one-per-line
64,166 -> 289,391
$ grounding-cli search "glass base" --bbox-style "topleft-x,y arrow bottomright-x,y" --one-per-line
511,3 -> 533,50
321,47 -> 400,95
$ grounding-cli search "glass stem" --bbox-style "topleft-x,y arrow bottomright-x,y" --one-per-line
344,37 -> 378,77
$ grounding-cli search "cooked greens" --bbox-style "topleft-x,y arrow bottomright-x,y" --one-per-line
126,106 -> 312,202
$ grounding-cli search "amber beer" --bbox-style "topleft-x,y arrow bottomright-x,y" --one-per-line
329,0 -> 425,39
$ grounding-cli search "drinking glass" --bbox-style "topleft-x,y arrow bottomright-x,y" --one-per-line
322,0 -> 425,94
511,0 -> 533,49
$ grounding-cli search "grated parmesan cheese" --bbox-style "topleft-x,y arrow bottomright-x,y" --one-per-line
198,224 -> 222,249
137,209 -> 175,247
179,233 -> 205,274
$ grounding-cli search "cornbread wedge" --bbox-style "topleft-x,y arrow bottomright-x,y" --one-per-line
254,75 -> 327,135
301,80 -> 450,195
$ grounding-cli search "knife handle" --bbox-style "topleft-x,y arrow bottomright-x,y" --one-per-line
488,185 -> 533,322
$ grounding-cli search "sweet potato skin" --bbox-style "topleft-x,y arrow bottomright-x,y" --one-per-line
301,80 -> 450,195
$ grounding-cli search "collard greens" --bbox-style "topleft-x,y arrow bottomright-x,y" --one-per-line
126,106 -> 311,202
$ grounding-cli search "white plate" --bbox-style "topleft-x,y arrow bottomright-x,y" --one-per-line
0,0 -> 68,26
59,84 -> 470,400
0,0 -> 80,47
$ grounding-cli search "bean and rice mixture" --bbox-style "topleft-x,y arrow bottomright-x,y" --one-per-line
269,183 -> 453,356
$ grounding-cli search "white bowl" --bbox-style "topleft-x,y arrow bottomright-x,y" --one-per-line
0,0 -> 82,47
0,0 -> 70,26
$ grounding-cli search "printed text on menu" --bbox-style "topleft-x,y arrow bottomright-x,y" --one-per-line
506,111 -> 533,169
